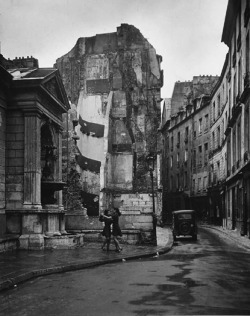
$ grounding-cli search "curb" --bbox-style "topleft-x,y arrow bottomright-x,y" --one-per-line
0,232 -> 173,292
201,225 -> 250,251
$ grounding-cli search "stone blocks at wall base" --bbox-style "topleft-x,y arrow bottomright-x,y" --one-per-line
19,234 -> 44,250
65,215 -> 103,231
18,233 -> 84,250
71,229 -> 153,245
0,235 -> 19,252
44,234 -> 84,249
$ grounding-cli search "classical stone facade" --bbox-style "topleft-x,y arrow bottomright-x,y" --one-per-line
0,55 -> 84,250
56,24 -> 163,243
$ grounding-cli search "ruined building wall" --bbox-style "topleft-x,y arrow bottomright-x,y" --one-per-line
56,24 -> 162,242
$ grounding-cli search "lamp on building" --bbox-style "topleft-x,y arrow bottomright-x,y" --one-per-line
146,153 -> 157,244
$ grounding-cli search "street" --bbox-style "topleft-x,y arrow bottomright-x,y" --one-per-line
1,227 -> 250,316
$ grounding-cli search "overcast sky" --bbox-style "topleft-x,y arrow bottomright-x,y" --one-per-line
0,0 -> 229,98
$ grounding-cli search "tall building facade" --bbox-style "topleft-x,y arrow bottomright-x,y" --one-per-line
161,0 -> 250,239
221,0 -> 250,235
161,77 -> 218,223
56,24 -> 163,243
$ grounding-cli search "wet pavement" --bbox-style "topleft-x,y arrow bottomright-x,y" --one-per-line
0,226 -> 172,292
0,225 -> 249,293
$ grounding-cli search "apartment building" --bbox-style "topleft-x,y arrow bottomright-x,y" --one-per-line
222,0 -> 250,236
161,77 -> 218,223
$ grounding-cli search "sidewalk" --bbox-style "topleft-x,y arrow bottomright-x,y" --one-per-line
0,226 -> 173,292
202,224 -> 250,251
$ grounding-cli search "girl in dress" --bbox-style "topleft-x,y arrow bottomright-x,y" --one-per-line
100,209 -> 113,251
112,208 -> 122,252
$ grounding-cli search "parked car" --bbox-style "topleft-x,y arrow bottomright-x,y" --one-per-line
172,210 -> 197,241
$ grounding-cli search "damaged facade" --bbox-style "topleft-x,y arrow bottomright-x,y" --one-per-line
56,24 -> 163,243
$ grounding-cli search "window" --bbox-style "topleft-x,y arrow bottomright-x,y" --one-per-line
193,149 -> 196,168
185,127 -> 189,142
177,132 -> 180,147
199,118 -> 202,134
198,178 -> 201,191
203,176 -> 208,190
212,131 -> 215,150
229,88 -> 231,118
170,156 -> 173,168
204,143 -> 208,165
238,58 -> 242,96
217,94 -> 221,116
233,128 -> 236,165
205,114 -> 209,131
246,32 -> 249,74
213,102 -> 216,121
185,149 -> 188,162
184,171 -> 188,188
237,121 -> 241,161
171,136 -> 174,151
194,121 -> 197,138
217,161 -> 220,178
193,179 -> 195,192
198,145 -> 202,166
217,126 -> 221,147
233,73 -> 237,104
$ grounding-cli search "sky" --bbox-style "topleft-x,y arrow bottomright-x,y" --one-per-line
0,0 -> 229,98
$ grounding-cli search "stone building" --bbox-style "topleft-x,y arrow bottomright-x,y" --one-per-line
207,54 -> 229,226
0,55 -> 83,250
161,76 -> 218,223
161,0 -> 250,240
221,0 -> 250,236
56,24 -> 163,244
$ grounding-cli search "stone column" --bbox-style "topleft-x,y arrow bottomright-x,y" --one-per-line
23,113 -> 42,209
20,112 -> 43,249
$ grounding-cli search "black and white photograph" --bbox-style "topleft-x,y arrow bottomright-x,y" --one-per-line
0,0 -> 250,315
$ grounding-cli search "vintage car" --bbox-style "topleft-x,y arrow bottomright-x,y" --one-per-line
172,210 -> 197,241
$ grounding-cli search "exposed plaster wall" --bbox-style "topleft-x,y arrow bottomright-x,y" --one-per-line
57,24 -> 162,242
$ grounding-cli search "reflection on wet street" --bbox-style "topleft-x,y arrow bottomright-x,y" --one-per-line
1,227 -> 250,315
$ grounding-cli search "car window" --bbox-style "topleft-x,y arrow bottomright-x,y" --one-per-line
178,214 -> 192,219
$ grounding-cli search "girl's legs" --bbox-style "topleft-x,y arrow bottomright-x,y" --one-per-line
106,237 -> 110,251
101,238 -> 107,250
113,236 -> 122,251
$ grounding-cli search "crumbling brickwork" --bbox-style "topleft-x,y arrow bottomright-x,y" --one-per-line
56,24 -> 163,243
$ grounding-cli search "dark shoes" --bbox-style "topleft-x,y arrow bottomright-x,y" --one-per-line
115,248 -> 122,253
